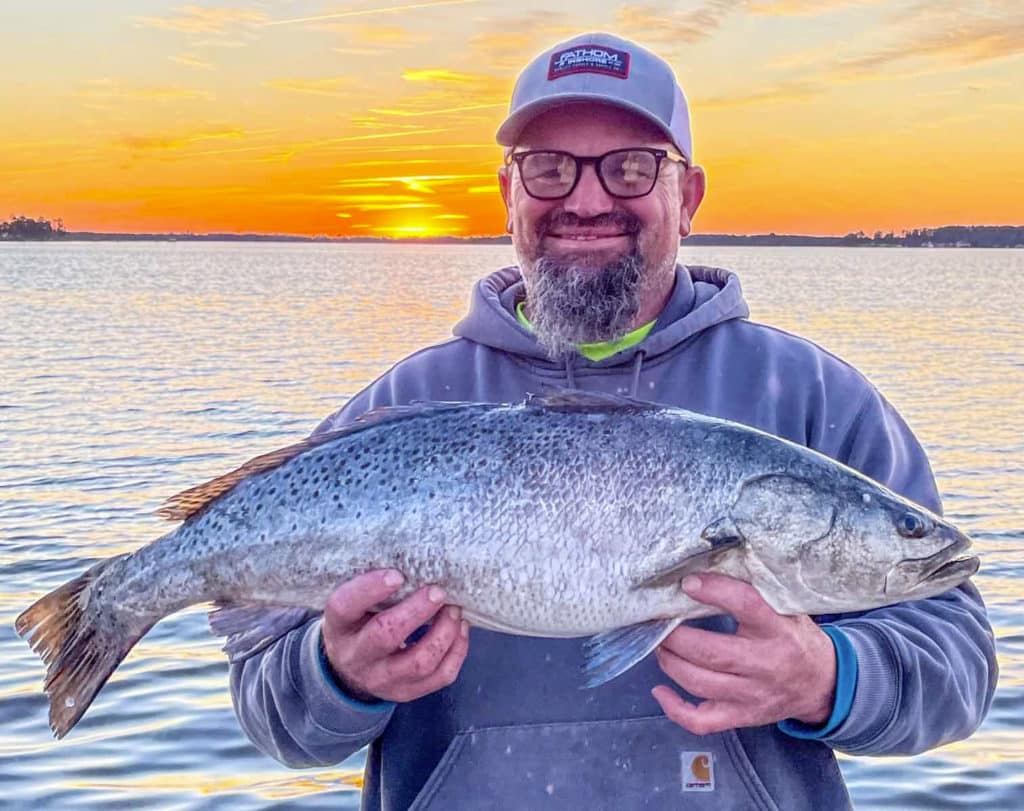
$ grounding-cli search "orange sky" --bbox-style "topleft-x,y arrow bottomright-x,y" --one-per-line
1,1 -> 1022,237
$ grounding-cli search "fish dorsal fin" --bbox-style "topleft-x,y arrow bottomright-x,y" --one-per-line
526,388 -> 660,413
156,401 -> 478,522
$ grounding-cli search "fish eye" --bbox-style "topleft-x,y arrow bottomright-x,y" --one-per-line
897,512 -> 929,538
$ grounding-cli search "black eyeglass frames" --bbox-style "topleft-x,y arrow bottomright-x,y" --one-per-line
505,147 -> 688,200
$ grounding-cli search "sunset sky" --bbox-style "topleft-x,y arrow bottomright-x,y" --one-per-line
1,1 -> 1021,237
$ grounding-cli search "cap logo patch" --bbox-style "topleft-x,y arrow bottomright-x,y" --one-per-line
548,45 -> 630,80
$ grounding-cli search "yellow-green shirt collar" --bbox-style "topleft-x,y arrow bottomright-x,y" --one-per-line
515,300 -> 655,362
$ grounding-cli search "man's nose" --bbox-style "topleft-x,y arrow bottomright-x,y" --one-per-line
562,163 -> 616,218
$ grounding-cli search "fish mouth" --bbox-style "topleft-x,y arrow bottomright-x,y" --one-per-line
922,551 -> 980,583
885,535 -> 979,595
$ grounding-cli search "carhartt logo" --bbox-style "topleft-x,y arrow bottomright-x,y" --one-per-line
681,751 -> 714,792
547,45 -> 630,80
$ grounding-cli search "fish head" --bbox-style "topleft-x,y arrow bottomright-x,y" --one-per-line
731,473 -> 979,612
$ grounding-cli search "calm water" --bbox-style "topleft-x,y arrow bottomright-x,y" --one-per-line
1,243 -> 1021,809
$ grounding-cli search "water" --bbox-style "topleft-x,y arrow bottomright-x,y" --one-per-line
1,242 -> 1021,809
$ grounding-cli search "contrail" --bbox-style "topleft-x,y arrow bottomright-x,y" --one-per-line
263,0 -> 481,26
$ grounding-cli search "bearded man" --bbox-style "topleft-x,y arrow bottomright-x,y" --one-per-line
230,32 -> 996,811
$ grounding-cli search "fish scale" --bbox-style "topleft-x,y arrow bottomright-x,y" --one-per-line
16,390 -> 979,738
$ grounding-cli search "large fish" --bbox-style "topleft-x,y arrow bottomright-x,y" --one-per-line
17,391 -> 979,739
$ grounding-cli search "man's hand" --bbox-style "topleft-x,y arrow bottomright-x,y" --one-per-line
320,570 -> 470,703
652,573 -> 837,735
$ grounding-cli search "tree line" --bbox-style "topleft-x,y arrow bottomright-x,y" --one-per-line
2,216 -> 1022,247
0,216 -> 66,240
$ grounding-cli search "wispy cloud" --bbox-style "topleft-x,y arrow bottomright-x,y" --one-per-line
334,173 -> 497,193
321,23 -> 428,46
120,129 -> 246,152
402,69 -> 481,84
135,6 -> 267,34
264,0 -> 481,27
170,54 -> 213,70
697,79 -> 823,109
263,78 -> 355,97
76,81 -> 214,102
829,6 -> 1024,78
614,1 -> 740,46
367,69 -> 510,120
467,16 -> 577,71
749,0 -> 882,15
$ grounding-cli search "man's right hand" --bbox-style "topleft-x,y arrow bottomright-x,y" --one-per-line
320,569 -> 470,703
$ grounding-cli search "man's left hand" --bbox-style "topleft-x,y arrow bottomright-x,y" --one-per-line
652,573 -> 837,736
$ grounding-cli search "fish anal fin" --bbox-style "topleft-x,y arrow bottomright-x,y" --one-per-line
580,618 -> 681,688
633,519 -> 745,590
208,602 -> 317,663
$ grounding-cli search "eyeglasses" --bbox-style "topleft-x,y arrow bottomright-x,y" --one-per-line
506,147 -> 687,200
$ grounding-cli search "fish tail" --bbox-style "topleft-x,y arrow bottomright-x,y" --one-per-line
15,554 -> 151,738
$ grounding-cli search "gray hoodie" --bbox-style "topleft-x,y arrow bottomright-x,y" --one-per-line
230,265 -> 997,810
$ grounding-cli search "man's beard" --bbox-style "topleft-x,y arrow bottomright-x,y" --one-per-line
526,248 -> 645,360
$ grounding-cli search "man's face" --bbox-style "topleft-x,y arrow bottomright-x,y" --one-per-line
498,102 -> 705,358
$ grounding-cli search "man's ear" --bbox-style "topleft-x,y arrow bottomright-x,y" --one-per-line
498,165 -> 513,233
677,165 -> 706,239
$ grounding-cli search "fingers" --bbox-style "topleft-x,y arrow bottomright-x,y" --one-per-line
391,614 -> 471,702
652,686 -> 756,736
324,569 -> 406,631
356,585 -> 449,662
682,574 -> 781,637
661,623 -> 753,674
384,605 -> 463,683
655,646 -> 749,702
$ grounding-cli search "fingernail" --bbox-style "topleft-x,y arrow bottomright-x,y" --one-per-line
383,570 -> 404,587
681,575 -> 702,593
428,585 -> 446,603
448,606 -> 461,621
460,620 -> 469,638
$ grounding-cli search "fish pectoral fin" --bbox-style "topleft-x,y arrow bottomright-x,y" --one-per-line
580,618 -> 682,688
208,602 -> 318,663
632,518 -> 745,590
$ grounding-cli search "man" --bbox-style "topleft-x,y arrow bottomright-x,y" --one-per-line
230,32 -> 996,810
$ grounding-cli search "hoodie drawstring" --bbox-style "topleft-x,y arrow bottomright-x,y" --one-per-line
630,351 -> 646,398
564,357 -> 576,389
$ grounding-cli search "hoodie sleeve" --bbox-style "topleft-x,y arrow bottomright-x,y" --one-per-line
803,387 -> 998,755
229,617 -> 395,768
229,384 -> 401,768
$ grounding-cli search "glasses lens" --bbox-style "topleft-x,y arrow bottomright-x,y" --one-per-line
519,152 -> 576,198
600,150 -> 659,197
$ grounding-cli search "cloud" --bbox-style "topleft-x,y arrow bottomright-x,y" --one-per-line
263,78 -> 355,97
119,129 -> 246,151
366,70 -> 510,120
76,82 -> 213,102
171,54 -> 213,69
135,5 -> 267,34
614,1 -> 740,47
263,0 -> 481,27
830,8 -> 1024,79
321,22 -> 428,46
696,79 -> 823,109
467,16 -> 577,71
748,0 -> 882,15
402,69 -> 482,84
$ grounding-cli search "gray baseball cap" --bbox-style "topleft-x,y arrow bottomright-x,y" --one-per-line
496,32 -> 693,163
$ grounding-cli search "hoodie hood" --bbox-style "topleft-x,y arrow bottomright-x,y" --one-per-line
452,264 -> 750,368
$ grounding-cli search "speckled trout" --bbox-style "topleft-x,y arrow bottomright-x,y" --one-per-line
17,391 -> 979,738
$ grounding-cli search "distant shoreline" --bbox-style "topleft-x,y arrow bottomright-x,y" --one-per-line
2,221 -> 1023,248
